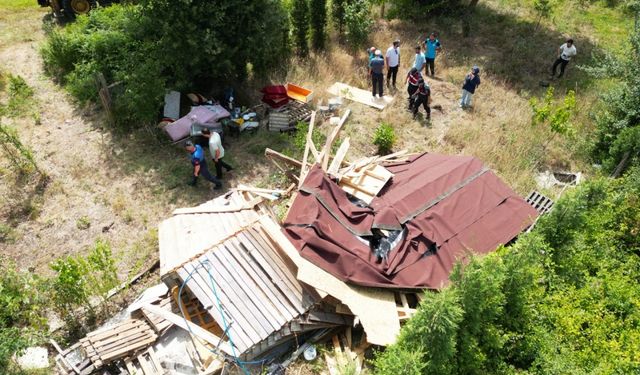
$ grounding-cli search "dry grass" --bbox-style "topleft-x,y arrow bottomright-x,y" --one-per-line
278,14 -> 592,195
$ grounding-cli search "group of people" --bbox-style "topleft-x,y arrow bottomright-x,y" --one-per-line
184,128 -> 234,190
369,33 -> 577,117
185,36 -> 578,190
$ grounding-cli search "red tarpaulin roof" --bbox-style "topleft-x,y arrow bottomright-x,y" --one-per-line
283,153 -> 538,289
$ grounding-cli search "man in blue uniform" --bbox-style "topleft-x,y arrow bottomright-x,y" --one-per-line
423,33 -> 441,77
185,140 -> 222,189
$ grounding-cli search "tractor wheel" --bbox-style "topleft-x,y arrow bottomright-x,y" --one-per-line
61,0 -> 95,18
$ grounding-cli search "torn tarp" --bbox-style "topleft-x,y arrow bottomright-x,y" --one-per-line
283,153 -> 538,289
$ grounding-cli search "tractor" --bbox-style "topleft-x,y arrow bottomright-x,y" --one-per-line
37,0 -> 117,19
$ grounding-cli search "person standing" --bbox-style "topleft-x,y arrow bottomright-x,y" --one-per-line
368,46 -> 377,62
550,39 -> 577,79
405,67 -> 422,109
386,39 -> 401,89
413,45 -> 426,72
460,66 -> 481,108
185,140 -> 222,189
201,128 -> 233,179
423,33 -> 442,77
370,49 -> 385,98
410,78 -> 431,120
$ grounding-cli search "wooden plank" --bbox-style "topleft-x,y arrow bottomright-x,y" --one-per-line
300,111 -> 317,185
147,347 -> 163,374
327,82 -> 394,110
216,242 -> 288,328
137,352 -> 154,375
141,303 -> 236,355
197,253 -> 266,345
172,197 -> 263,215
264,148 -> 303,169
227,238 -> 298,320
177,265 -> 251,351
99,336 -> 157,363
327,137 -> 350,176
237,230 -> 306,313
86,319 -> 145,340
124,358 -> 137,375
50,339 -> 80,375
206,247 -> 278,335
320,109 -> 351,170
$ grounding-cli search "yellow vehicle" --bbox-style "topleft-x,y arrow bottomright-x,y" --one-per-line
37,0 -> 117,19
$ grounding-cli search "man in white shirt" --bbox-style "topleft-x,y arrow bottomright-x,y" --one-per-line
385,39 -> 400,89
201,128 -> 233,179
551,38 -> 577,79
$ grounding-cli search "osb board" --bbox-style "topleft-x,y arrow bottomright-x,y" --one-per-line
339,164 -> 393,204
259,216 -> 400,346
327,82 -> 394,110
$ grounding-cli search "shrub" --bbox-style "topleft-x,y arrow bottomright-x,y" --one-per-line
0,123 -> 41,176
373,122 -> 396,154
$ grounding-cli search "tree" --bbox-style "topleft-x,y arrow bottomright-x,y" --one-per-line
291,0 -> 310,56
533,0 -> 552,31
310,0 -> 328,50
589,18 -> 640,172
344,0 -> 372,48
331,0 -> 347,35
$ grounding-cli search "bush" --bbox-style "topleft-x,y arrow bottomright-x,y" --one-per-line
373,122 -> 396,154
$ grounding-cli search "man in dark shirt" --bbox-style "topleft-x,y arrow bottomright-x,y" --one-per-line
369,49 -> 385,98
405,67 -> 422,109
185,140 -> 222,189
460,66 -> 481,108
411,79 -> 431,120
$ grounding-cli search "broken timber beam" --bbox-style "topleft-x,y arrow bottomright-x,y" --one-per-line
327,137 -> 350,176
265,148 -> 303,169
141,303 -> 236,356
300,111 -> 317,186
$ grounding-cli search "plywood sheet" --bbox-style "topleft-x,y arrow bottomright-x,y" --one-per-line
327,82 -> 394,110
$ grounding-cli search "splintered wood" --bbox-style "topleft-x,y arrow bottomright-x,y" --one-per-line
80,319 -> 157,368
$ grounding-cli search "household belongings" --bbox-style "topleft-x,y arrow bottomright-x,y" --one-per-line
164,105 -> 230,142
261,85 -> 290,108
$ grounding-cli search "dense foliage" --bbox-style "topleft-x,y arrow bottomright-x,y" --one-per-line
0,260 -> 48,373
291,0 -> 310,56
375,168 -> 640,374
310,0 -> 328,50
331,0 -> 347,35
344,0 -> 373,47
590,17 -> 640,171
42,1 -> 289,128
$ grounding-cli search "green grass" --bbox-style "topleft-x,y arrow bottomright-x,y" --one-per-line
0,0 -> 37,10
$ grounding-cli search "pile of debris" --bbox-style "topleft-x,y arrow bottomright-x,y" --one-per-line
56,107 -> 545,374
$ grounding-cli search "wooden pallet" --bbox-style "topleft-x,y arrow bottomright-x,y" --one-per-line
124,347 -> 164,375
140,295 -> 175,334
80,318 -> 157,368
526,191 -> 554,215
267,102 -> 312,132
